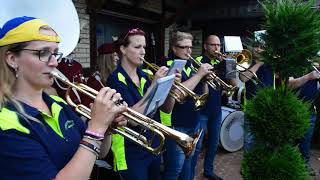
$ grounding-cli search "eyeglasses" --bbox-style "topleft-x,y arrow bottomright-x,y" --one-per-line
20,49 -> 63,63
175,45 -> 193,50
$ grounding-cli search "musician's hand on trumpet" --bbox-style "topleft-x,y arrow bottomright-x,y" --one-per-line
88,87 -> 127,135
195,63 -> 214,79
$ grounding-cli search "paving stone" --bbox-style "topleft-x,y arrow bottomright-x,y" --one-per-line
194,148 -> 320,180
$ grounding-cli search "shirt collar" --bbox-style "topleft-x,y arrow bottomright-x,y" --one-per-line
6,93 -> 56,118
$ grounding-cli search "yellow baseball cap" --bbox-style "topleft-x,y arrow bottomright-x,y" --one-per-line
0,16 -> 60,46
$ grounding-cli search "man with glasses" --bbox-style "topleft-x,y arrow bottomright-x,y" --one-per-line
191,35 -> 224,180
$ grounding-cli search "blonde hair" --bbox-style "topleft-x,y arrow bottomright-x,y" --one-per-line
168,31 -> 193,56
169,31 -> 193,48
96,53 -> 117,83
0,44 -> 41,123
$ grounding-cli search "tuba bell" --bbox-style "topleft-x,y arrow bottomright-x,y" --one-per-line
235,49 -> 253,71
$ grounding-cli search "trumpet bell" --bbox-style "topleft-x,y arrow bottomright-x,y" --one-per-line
194,93 -> 208,111
181,129 -> 203,158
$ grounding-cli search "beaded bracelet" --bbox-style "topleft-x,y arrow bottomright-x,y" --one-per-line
80,140 -> 101,158
84,130 -> 104,140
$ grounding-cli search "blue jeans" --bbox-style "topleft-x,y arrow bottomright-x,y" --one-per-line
299,114 -> 316,164
243,119 -> 254,153
163,126 -> 200,180
191,110 -> 222,178
119,156 -> 160,180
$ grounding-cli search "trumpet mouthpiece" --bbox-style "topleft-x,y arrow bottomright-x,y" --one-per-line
50,69 -> 69,82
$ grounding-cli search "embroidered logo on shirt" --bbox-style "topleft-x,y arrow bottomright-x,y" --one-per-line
64,120 -> 75,130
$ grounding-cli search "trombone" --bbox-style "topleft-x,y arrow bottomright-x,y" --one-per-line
187,54 -> 237,97
141,58 -> 208,111
50,69 -> 201,158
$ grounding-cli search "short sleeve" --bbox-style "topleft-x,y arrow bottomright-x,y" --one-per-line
107,74 -> 137,107
0,130 -> 58,180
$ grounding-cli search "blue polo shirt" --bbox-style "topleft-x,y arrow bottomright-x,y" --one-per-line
107,65 -> 160,170
196,55 -> 222,116
0,93 -> 86,180
297,79 -> 318,112
245,65 -> 274,100
166,57 -> 203,128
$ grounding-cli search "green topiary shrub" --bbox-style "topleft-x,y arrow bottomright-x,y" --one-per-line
241,1 -> 320,179
241,144 -> 309,180
244,88 -> 310,147
259,0 -> 320,79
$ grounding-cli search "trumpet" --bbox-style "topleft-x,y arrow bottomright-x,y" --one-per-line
187,54 -> 237,97
50,69 -> 201,158
141,58 -> 208,111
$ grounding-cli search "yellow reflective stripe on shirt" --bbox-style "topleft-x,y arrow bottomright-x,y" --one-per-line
183,67 -> 192,77
43,102 -> 64,138
138,77 -> 147,96
167,60 -> 173,67
111,134 -> 127,171
0,108 -> 30,134
50,95 -> 67,104
142,69 -> 153,76
160,110 -> 172,126
195,56 -> 203,63
117,73 -> 127,86
211,59 -> 219,65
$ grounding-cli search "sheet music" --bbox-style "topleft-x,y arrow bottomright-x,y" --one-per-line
224,36 -> 243,53
167,59 -> 187,75
144,75 -> 175,115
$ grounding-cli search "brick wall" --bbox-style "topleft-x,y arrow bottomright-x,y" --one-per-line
72,0 -> 91,68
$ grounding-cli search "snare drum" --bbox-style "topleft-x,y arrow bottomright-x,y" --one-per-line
220,106 -> 244,152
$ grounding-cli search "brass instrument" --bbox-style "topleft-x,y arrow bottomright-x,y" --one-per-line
234,49 -> 253,71
141,58 -> 208,111
50,69 -> 201,158
309,59 -> 320,75
211,50 -> 253,71
187,54 -> 237,97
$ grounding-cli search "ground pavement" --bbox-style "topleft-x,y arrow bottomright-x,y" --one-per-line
194,148 -> 320,180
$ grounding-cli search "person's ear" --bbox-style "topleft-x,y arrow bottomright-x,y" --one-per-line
5,51 -> 18,69
172,46 -> 178,55
203,44 -> 208,51
120,45 -> 126,56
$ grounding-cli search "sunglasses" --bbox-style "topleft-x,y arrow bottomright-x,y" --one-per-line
122,28 -> 142,42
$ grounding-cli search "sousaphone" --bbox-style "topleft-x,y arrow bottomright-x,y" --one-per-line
0,0 -> 80,57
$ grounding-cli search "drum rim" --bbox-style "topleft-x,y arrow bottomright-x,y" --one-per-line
220,108 -> 244,152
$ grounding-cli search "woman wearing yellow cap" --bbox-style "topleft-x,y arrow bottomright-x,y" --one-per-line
0,16 -> 126,180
